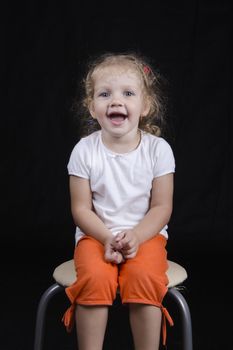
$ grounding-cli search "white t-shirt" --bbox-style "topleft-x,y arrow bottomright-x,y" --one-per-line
68,130 -> 175,244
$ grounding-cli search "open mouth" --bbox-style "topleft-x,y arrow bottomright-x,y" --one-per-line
107,112 -> 127,125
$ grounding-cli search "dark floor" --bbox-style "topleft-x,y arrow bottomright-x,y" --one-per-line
2,233 -> 232,350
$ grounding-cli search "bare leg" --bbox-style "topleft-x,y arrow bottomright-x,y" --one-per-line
75,305 -> 109,350
129,304 -> 162,350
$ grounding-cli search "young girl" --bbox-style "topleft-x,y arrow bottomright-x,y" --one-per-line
63,52 -> 175,350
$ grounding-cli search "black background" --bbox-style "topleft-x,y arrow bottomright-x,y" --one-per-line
2,1 -> 232,349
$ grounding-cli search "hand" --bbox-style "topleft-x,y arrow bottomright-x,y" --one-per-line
104,236 -> 124,264
114,230 -> 139,259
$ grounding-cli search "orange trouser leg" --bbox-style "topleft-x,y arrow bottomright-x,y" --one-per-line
119,234 -> 169,305
62,236 -> 118,331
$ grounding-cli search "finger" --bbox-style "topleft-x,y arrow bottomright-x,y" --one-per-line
104,248 -> 115,262
120,239 -> 135,251
104,252 -> 113,262
122,246 -> 136,254
115,231 -> 126,242
118,236 -> 131,248
123,251 -> 137,259
114,251 -> 124,264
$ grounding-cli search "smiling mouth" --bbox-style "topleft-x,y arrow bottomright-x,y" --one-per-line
107,113 -> 127,125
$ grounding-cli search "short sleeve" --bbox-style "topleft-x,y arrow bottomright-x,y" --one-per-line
67,138 -> 91,179
153,138 -> 175,178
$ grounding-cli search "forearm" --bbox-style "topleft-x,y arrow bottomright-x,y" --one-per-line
133,204 -> 172,244
72,207 -> 113,245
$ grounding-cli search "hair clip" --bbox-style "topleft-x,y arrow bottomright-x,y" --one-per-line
143,65 -> 151,74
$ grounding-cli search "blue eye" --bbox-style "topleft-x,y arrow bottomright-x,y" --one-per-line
124,91 -> 135,96
99,92 -> 109,97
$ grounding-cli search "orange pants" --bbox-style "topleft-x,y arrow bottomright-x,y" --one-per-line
62,234 -> 173,345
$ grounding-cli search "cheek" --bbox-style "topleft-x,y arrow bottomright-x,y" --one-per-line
94,100 -> 105,110
90,103 -> 101,117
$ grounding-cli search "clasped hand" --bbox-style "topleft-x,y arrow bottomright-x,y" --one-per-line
104,230 -> 139,264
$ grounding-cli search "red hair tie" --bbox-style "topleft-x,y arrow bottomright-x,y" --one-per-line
143,65 -> 151,74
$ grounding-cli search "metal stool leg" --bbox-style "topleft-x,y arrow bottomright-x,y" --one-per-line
167,287 -> 193,350
34,283 -> 64,350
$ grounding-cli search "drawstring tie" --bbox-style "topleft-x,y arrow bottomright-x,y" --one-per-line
62,304 -> 76,332
161,305 -> 174,346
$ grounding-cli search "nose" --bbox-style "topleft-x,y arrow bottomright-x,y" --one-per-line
110,100 -> 123,107
109,93 -> 123,107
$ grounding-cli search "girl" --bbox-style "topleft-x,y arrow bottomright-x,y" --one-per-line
63,52 -> 175,350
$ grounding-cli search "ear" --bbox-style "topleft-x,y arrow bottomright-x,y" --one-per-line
141,98 -> 151,117
89,101 -> 96,119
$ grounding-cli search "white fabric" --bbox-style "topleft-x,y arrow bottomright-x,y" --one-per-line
68,130 -> 175,244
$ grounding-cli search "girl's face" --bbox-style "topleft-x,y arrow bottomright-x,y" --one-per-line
89,65 -> 149,142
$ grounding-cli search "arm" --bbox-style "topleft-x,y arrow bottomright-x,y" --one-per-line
70,175 -> 124,263
134,172 -> 174,243
69,175 -> 113,245
115,173 -> 174,258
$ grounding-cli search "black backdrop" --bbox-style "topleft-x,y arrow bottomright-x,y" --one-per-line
2,1 -> 233,349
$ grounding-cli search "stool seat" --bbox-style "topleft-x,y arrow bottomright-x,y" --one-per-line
53,259 -> 188,289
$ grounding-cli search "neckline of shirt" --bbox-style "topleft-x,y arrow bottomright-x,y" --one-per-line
99,130 -> 143,158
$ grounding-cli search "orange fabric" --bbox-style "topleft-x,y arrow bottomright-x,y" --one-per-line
62,234 -> 174,346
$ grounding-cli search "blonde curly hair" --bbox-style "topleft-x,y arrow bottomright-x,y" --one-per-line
72,52 -> 168,137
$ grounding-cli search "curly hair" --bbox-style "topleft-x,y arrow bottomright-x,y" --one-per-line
71,52 -> 168,137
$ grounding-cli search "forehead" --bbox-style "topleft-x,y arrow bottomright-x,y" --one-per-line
92,63 -> 142,85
